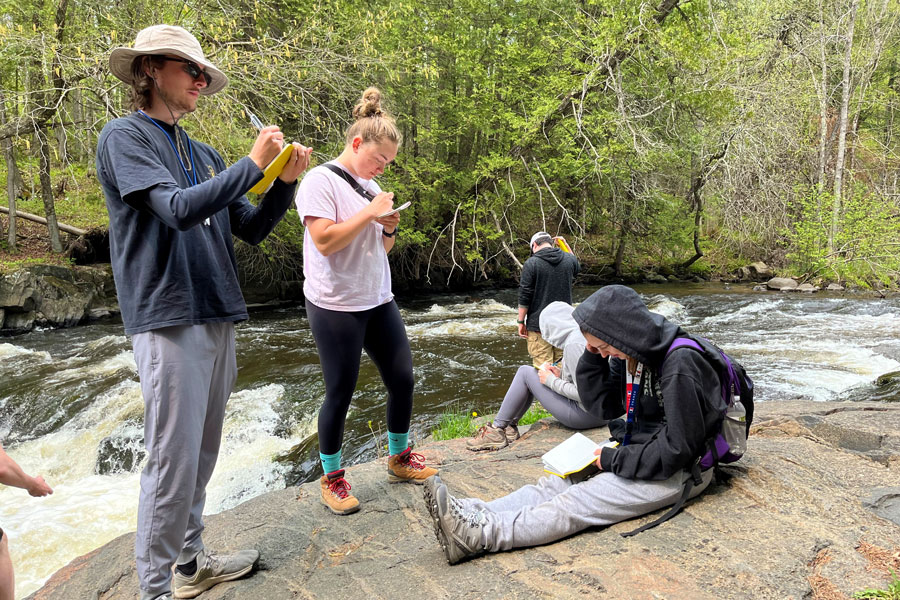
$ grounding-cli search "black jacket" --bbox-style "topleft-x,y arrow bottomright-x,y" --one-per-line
518,247 -> 580,332
573,285 -> 725,480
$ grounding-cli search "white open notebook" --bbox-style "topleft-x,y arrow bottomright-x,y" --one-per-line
542,432 -> 617,478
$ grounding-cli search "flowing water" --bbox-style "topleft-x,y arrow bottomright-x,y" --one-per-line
2,283 -> 899,598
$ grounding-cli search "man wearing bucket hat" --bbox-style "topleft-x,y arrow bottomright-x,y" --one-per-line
517,231 -> 580,368
97,24 -> 312,600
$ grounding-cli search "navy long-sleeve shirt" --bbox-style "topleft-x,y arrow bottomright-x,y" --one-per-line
97,112 -> 297,334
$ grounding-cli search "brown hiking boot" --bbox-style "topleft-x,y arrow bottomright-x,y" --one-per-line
320,469 -> 359,515
387,447 -> 438,483
466,424 -> 508,451
504,424 -> 520,443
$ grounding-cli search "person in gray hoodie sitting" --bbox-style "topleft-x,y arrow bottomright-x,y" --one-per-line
425,285 -> 724,564
467,301 -> 607,451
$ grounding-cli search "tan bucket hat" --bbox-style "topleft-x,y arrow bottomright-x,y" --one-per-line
109,24 -> 228,95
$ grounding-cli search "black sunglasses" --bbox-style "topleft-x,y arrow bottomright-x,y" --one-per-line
158,56 -> 212,86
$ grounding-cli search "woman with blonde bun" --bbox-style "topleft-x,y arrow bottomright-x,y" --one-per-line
295,88 -> 437,516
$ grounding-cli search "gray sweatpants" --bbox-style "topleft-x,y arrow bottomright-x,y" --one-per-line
494,365 -> 607,430
131,322 -> 237,599
463,468 -> 713,552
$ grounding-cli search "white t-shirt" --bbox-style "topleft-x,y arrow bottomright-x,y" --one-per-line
295,161 -> 393,311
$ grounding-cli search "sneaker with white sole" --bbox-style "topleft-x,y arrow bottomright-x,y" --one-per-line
172,548 -> 259,599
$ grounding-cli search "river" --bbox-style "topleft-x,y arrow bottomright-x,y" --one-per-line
2,283 -> 899,598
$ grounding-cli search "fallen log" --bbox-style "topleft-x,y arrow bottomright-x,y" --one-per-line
0,205 -> 87,236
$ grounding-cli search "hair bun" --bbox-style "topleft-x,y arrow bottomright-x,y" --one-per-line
352,87 -> 384,120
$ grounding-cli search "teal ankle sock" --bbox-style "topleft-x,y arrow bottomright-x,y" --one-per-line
388,431 -> 409,456
319,450 -> 342,474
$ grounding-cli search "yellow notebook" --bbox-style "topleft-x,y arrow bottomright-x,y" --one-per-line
249,145 -> 294,194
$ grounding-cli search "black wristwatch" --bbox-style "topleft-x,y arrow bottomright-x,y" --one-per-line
382,228 -> 397,238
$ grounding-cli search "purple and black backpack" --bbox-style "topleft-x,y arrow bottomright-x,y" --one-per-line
622,335 -> 754,537
666,337 -> 754,469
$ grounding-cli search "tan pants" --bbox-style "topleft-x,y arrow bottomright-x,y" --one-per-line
526,330 -> 563,369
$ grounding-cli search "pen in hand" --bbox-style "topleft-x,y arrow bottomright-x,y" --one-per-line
248,111 -> 265,132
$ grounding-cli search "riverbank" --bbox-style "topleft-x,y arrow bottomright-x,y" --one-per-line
2,258 -> 895,336
28,400 -> 900,600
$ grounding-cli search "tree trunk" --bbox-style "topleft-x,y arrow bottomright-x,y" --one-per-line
0,206 -> 86,236
35,126 -> 63,253
681,139 -> 731,269
613,225 -> 627,277
816,0 -> 829,196
830,0 -> 859,255
3,138 -> 18,251
0,85 -> 22,250
56,118 -> 68,164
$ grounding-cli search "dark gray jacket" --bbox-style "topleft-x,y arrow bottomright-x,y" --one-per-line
518,247 -> 579,332
573,285 -> 725,481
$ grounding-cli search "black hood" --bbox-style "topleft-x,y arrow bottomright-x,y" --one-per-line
533,246 -> 566,266
572,285 -> 683,367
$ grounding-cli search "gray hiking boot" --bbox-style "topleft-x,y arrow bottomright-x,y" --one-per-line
430,482 -> 487,564
466,424 -> 508,451
423,474 -> 444,524
504,423 -> 520,443
172,548 -> 259,599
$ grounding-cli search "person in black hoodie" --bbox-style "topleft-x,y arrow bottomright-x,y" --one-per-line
423,285 -> 723,564
517,232 -> 580,368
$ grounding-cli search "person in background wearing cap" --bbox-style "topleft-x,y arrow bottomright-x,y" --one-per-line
96,24 -> 312,600
517,232 -> 580,369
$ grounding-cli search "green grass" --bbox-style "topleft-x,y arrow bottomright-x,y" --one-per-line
854,572 -> 900,599
519,404 -> 552,425
430,403 -> 553,441
431,408 -> 480,441
2,160 -> 109,230
0,255 -> 73,274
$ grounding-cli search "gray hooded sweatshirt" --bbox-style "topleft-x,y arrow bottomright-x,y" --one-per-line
538,301 -> 587,403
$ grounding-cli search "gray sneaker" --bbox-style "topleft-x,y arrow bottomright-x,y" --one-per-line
431,482 -> 486,564
504,423 -> 520,443
466,424 -> 508,451
172,548 -> 260,599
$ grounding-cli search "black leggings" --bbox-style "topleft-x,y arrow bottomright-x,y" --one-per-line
306,299 -> 414,455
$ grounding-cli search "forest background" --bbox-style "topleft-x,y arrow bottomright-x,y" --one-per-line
1,0 -> 900,291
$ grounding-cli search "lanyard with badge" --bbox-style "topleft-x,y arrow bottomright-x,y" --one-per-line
138,110 -> 211,226
622,362 -> 644,446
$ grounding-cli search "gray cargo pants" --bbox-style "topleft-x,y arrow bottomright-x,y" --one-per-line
463,467 -> 713,552
131,322 -> 237,600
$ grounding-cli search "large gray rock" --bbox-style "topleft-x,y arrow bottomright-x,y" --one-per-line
766,277 -> 799,291
29,401 -> 900,600
738,262 -> 775,281
0,265 -> 118,333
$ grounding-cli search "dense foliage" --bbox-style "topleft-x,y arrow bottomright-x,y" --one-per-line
1,0 -> 899,288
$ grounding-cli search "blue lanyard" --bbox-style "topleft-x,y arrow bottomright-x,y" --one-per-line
138,110 -> 197,186
622,362 -> 644,446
